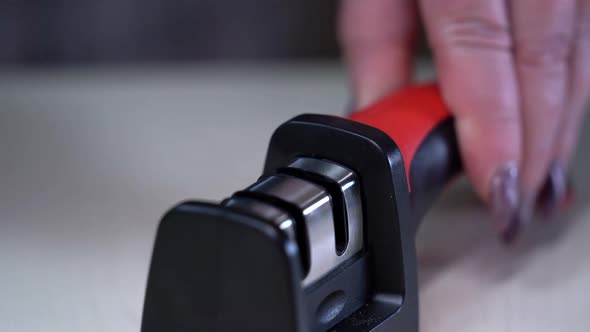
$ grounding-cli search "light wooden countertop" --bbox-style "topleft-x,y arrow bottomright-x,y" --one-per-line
0,63 -> 588,332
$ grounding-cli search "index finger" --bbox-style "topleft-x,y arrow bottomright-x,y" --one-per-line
339,0 -> 418,108
419,0 -> 523,239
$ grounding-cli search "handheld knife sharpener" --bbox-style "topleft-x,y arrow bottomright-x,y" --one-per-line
141,85 -> 462,332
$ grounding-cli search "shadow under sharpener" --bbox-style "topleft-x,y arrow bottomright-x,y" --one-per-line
141,114 -> 419,332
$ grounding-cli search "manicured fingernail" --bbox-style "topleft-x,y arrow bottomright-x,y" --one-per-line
500,215 -> 521,244
489,162 -> 520,242
536,162 -> 567,217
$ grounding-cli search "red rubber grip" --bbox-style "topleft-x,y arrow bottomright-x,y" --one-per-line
348,84 -> 452,190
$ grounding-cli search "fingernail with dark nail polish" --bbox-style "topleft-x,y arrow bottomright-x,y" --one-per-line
537,162 -> 567,217
500,217 -> 521,244
490,162 -> 520,242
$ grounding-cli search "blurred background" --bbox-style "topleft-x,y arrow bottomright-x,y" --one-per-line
0,0 -> 342,64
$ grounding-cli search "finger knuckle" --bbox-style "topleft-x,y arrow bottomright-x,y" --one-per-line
479,108 -> 519,130
436,16 -> 512,54
448,88 -> 518,122
515,32 -> 573,67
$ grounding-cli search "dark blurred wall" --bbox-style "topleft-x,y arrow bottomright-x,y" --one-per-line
0,0 -> 340,65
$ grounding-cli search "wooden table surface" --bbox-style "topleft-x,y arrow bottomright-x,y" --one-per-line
0,63 -> 588,332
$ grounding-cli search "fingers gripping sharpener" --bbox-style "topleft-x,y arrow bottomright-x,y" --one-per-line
141,85 -> 461,332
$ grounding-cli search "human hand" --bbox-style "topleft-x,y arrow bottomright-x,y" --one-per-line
339,0 -> 589,241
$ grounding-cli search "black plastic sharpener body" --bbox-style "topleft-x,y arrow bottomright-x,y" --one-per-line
141,85 -> 461,332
